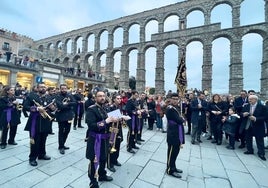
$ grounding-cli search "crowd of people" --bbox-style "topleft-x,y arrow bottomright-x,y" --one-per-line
0,83 -> 268,188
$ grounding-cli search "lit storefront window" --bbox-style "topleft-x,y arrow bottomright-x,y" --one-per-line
44,79 -> 57,87
17,72 -> 33,89
0,70 -> 10,85
65,79 -> 74,90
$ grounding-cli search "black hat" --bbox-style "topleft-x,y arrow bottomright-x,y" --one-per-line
171,93 -> 178,98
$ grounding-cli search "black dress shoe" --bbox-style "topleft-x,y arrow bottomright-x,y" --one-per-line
139,139 -> 145,142
29,160 -> 38,166
48,132 -> 55,135
226,145 -> 234,150
108,166 -> 116,172
175,168 -> 183,173
238,144 -> 245,149
0,145 -> 6,149
59,148 -> 65,154
211,140 -> 217,143
127,149 -> 135,154
168,172 -> 182,178
89,183 -> 99,188
191,140 -> 195,144
244,151 -> 254,155
258,155 -> 266,161
114,161 -> 121,166
78,126 -> 84,128
207,136 -> 212,140
136,141 -> 142,145
98,175 -> 113,181
38,155 -> 51,160
133,145 -> 139,149
63,146 -> 70,150
185,132 -> 190,135
73,127 -> 77,130
197,140 -> 202,143
217,142 -> 222,145
8,142 -> 18,145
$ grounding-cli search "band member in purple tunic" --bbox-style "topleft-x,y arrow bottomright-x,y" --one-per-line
165,93 -> 185,179
0,86 -> 21,149
85,91 -> 117,188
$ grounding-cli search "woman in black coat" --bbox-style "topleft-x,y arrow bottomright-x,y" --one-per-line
0,86 -> 21,149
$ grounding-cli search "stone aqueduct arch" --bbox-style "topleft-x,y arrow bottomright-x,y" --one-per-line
34,0 -> 268,98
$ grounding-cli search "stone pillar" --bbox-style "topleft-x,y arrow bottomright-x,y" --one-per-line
71,39 -> 76,55
10,70 -> 18,86
232,5 -> 241,27
108,31 -> 114,49
123,27 -> 129,45
202,43 -> 212,92
204,12 -> 211,25
260,36 -> 268,99
119,52 -> 129,90
158,22 -> 164,33
265,0 -> 268,22
62,42 -> 67,55
136,51 -> 145,92
82,39 -> 88,53
155,48 -> 165,94
229,40 -> 243,95
105,52 -> 114,89
140,25 -> 145,43
179,18 -> 186,30
95,35 -> 100,51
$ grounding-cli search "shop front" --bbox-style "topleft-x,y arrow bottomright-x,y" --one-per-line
0,69 -> 10,85
65,79 -> 74,90
77,81 -> 85,90
43,72 -> 59,88
17,72 -> 33,89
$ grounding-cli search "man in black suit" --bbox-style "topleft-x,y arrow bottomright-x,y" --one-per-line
165,93 -> 185,179
241,95 -> 267,161
85,91 -> 116,188
55,84 -> 76,155
190,92 -> 207,144
234,90 -> 248,148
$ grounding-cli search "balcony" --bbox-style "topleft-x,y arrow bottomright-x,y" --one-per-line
2,45 -> 12,51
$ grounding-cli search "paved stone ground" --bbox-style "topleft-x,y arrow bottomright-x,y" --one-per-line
0,117 -> 268,188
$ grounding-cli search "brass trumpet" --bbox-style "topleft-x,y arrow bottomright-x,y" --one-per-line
33,99 -> 53,121
109,121 -> 119,153
16,104 -> 23,111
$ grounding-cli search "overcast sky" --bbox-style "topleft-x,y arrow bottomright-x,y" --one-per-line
0,0 -> 265,94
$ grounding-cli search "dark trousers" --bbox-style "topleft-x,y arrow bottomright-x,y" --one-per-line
1,125 -> 18,145
245,127 -> 265,156
136,117 -> 144,141
107,137 -> 121,167
191,117 -> 203,141
29,132 -> 48,161
186,117 -> 191,133
166,143 -> 180,174
148,118 -> 155,129
229,134 -> 235,148
127,130 -> 135,149
211,122 -> 223,143
58,121 -> 71,149
73,112 -> 83,127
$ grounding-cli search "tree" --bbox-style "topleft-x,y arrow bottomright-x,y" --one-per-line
129,76 -> 136,90
149,87 -> 155,95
